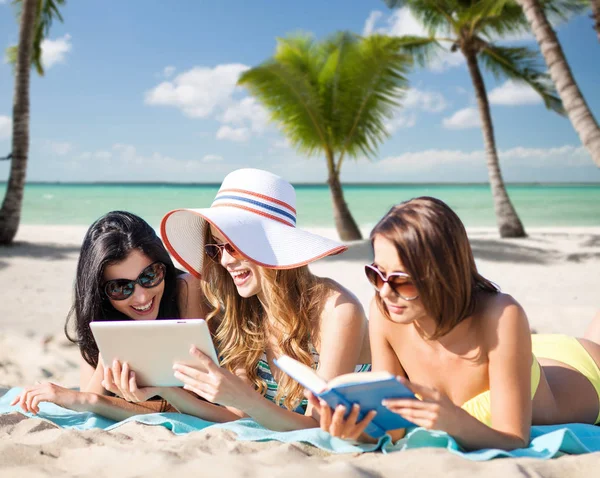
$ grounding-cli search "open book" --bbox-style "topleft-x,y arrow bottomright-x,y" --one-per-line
274,355 -> 416,438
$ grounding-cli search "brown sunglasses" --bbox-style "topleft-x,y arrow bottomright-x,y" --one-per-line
364,264 -> 419,301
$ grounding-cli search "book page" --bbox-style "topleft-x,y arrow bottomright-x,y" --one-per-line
328,371 -> 395,388
273,355 -> 328,393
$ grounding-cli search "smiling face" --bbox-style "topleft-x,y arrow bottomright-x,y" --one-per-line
372,234 -> 428,325
102,249 -> 165,320
209,226 -> 263,298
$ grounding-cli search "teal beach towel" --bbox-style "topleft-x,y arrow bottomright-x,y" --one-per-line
2,387 -> 599,459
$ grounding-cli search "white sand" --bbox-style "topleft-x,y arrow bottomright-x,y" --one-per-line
1,224 -> 599,476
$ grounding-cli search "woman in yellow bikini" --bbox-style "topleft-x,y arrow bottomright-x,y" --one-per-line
308,197 -> 600,450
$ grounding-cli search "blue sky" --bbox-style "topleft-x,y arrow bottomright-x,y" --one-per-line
1,0 -> 600,183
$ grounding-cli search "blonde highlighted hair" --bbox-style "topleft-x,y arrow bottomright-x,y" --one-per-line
201,229 -> 328,410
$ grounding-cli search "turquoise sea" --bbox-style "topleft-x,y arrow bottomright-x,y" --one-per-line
1,183 -> 599,228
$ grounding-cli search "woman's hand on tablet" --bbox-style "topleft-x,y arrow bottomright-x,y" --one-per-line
173,346 -> 256,409
102,359 -> 160,403
10,382 -> 88,414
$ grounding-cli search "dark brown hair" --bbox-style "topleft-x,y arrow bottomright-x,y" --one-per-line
370,196 -> 498,338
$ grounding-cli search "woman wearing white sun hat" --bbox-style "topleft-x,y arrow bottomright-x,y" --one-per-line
154,168 -> 372,430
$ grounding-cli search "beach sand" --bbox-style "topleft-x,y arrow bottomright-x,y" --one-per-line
1,224 -> 599,476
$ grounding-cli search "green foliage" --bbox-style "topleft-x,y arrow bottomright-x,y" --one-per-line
479,44 -> 565,114
383,0 -> 565,116
6,0 -> 67,76
238,32 -> 410,171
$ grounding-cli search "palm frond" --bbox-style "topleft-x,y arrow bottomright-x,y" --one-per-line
404,0 -> 458,35
8,0 -> 66,75
238,56 -> 328,157
317,32 -> 359,147
479,43 -> 565,115
539,0 -> 590,23
383,0 -> 406,8
239,32 -> 411,163
393,35 -> 446,68
336,35 -> 411,160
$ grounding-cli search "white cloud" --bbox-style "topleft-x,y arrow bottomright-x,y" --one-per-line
385,114 -> 417,133
145,63 -> 271,142
381,7 -> 429,37
144,63 -> 250,118
385,87 -> 448,132
45,141 -> 74,155
442,107 -> 481,129
0,115 -> 11,140
41,34 -> 72,69
272,138 -> 291,149
489,80 -> 541,106
202,154 -> 223,162
363,8 -> 464,72
220,96 -> 270,133
79,150 -> 112,161
379,145 -> 590,170
163,65 -> 176,78
363,11 -> 384,36
403,88 -> 448,112
216,125 -> 250,142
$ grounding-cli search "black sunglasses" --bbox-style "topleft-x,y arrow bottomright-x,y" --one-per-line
103,262 -> 166,301
364,264 -> 419,301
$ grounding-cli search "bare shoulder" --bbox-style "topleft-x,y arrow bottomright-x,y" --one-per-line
176,273 -> 206,318
479,292 -> 530,348
368,296 -> 393,329
317,277 -> 366,326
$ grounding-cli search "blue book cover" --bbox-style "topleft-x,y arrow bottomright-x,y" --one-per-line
274,355 -> 416,438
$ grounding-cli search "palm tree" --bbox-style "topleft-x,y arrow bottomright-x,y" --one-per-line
384,1 -> 565,238
0,0 -> 66,245
238,32 -> 410,240
591,0 -> 600,42
516,0 -> 600,166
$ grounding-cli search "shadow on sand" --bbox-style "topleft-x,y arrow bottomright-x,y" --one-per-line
0,242 -> 81,261
321,235 -> 600,266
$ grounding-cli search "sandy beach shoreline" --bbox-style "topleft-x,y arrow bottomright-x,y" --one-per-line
1,224 -> 599,476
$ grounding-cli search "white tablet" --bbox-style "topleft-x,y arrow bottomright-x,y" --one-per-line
90,319 -> 219,387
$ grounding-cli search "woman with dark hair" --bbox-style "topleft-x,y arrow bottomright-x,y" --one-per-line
12,211 -> 205,419
309,197 -> 600,450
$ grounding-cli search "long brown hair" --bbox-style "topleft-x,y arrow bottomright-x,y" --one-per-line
371,197 -> 498,338
201,228 -> 328,410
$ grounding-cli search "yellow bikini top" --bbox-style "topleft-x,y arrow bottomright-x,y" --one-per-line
460,355 -> 541,427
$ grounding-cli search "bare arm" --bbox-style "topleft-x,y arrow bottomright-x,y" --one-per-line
247,288 -> 370,431
369,298 -> 408,442
156,388 -> 241,422
80,357 -> 107,394
448,298 -> 532,450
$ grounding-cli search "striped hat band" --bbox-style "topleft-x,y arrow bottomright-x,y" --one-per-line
212,188 -> 297,227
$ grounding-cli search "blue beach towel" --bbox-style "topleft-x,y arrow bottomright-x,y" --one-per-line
2,387 -> 599,459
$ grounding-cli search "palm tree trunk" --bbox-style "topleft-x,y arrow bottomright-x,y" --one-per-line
0,0 -> 38,245
517,0 -> 600,167
463,48 -> 526,238
325,151 -> 362,241
592,0 -> 600,44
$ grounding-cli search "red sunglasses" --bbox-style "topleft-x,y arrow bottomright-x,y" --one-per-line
364,264 -> 419,301
204,242 -> 242,262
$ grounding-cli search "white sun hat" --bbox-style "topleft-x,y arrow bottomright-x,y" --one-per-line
160,168 -> 347,276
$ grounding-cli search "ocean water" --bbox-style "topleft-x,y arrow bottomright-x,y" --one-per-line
1,183 -> 599,228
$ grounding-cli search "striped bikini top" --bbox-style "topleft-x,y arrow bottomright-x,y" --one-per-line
257,344 -> 372,413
